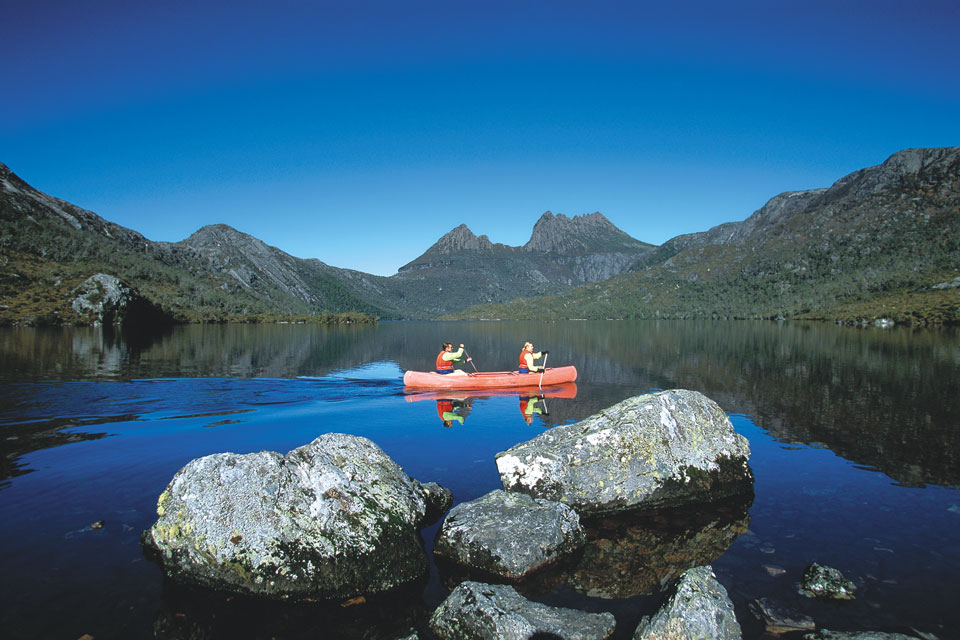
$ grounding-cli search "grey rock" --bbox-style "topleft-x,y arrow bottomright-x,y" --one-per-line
71,273 -> 168,326
429,580 -> 616,640
496,389 -> 753,515
931,276 -> 960,290
633,565 -> 741,640
803,631 -> 919,640
434,490 -> 585,579
798,563 -> 857,600
142,433 -> 443,600
749,597 -> 815,634
422,481 -> 454,525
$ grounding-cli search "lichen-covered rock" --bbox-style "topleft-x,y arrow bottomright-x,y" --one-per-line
798,563 -> 857,600
434,490 -> 585,579
496,389 -> 752,515
429,581 -> 616,640
633,566 -> 741,640
802,631 -> 918,640
142,433 -> 445,600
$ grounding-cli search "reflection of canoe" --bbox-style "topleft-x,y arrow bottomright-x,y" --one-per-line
405,382 -> 578,402
402,366 -> 578,390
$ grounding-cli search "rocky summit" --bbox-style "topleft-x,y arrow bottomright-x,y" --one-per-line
495,389 -> 753,515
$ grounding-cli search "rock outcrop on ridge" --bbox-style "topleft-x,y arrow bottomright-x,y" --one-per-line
71,273 -> 172,326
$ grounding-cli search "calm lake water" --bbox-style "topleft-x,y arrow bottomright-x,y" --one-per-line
0,320 -> 958,639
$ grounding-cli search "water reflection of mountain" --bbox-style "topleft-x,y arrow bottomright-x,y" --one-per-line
0,415 -> 114,487
1,321 -> 957,487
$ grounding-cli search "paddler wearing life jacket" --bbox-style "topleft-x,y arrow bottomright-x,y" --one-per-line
436,342 -> 472,376
518,341 -> 549,374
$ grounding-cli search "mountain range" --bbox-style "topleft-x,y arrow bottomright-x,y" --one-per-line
1,147 -> 958,326
453,147 -> 960,324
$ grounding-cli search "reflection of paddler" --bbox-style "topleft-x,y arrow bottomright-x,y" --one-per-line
519,395 -> 546,424
437,399 -> 465,427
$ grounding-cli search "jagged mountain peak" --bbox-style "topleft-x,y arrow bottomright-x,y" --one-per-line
524,210 -> 646,254
429,224 -> 494,254
183,223 -> 250,245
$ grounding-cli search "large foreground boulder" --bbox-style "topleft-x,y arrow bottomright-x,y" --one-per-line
429,581 -> 616,640
434,490 -> 585,579
633,565 -> 741,640
496,389 -> 752,515
142,433 -> 445,600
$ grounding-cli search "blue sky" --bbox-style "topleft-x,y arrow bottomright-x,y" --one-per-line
3,1 -> 959,276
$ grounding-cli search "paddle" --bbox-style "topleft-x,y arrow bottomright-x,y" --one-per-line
463,349 -> 480,373
538,352 -> 548,389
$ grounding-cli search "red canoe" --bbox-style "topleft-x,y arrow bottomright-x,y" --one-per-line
404,382 -> 578,402
402,365 -> 578,390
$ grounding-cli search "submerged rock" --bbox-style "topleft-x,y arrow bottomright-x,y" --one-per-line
434,490 -> 585,579
803,631 -> 919,640
749,597 -> 815,635
429,580 -> 616,640
633,565 -> 742,640
798,563 -> 858,600
496,389 -> 753,515
142,433 -> 445,600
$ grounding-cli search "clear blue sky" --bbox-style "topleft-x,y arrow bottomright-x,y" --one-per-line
3,1 -> 959,275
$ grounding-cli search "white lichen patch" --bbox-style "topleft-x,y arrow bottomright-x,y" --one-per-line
585,428 -> 616,447
496,454 -> 555,489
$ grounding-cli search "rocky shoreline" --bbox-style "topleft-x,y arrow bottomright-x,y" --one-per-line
142,389 -> 926,639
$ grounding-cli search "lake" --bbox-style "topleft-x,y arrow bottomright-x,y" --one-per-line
0,320 -> 957,639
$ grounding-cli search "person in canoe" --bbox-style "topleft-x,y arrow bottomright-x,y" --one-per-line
437,342 -> 473,376
518,341 -> 548,374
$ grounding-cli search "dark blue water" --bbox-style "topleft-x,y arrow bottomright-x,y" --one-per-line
0,321 -> 957,639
